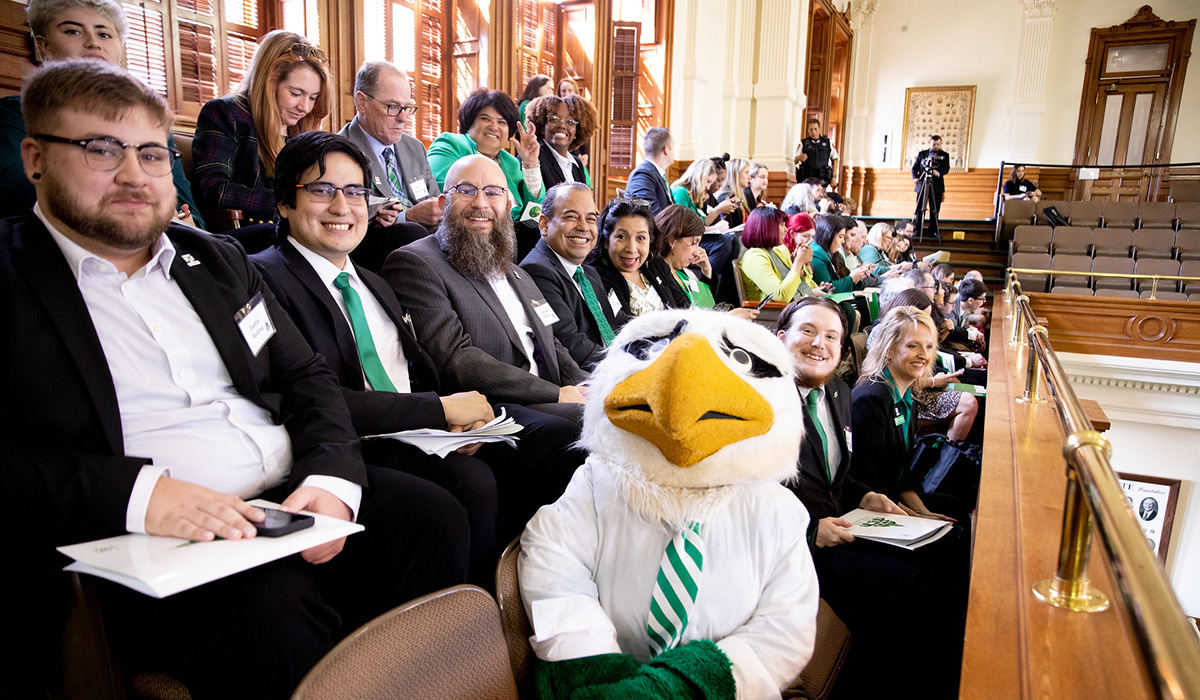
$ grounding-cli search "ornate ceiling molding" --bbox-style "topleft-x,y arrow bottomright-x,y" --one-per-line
1023,0 -> 1057,20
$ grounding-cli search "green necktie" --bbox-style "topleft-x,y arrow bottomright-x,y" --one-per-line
334,272 -> 396,392
380,148 -> 413,208
573,266 -> 615,346
805,389 -> 831,481
647,523 -> 703,656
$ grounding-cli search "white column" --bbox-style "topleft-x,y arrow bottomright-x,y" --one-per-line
720,0 -> 758,158
750,0 -> 804,174
845,0 -> 879,167
672,0 -> 700,160
1009,0 -> 1056,163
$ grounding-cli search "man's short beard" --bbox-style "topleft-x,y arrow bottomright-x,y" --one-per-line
438,208 -> 516,280
795,364 -> 839,390
43,171 -> 172,251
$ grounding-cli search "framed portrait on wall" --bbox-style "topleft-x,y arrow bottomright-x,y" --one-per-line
1117,472 -> 1181,565
901,85 -> 976,172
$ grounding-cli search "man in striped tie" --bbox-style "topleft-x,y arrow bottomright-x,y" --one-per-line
520,310 -> 820,699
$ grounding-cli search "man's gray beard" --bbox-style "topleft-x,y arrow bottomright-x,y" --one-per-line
43,170 -> 172,251
438,209 -> 516,280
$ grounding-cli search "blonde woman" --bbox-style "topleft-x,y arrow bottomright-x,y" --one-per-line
193,30 -> 332,225
860,222 -> 913,275
669,158 -> 733,228
716,158 -> 752,227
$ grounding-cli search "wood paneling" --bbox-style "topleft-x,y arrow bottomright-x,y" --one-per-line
961,318 -> 1155,699
1027,293 -> 1200,364
0,1 -> 34,96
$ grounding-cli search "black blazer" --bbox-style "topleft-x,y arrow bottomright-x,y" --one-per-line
539,141 -> 588,192
1,216 -> 366,548
786,377 -> 872,547
849,378 -> 921,502
519,239 -> 624,371
250,242 -> 447,437
596,255 -> 689,319
911,149 -> 950,196
624,159 -> 672,214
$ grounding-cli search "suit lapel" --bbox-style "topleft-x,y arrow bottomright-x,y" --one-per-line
824,384 -> 850,475
348,119 -> 398,198
540,141 -> 567,184
358,269 -> 440,387
11,218 -> 125,454
279,242 -> 361,377
583,265 -> 617,325
465,271 -> 527,358
510,267 -> 558,379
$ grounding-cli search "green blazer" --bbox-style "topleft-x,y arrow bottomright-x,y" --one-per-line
426,132 -> 542,221
810,242 -> 854,293
670,185 -> 704,219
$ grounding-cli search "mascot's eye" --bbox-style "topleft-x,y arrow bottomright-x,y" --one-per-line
623,320 -> 687,361
720,332 -> 783,379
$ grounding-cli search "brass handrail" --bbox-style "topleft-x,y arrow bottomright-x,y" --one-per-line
1003,270 -> 1200,699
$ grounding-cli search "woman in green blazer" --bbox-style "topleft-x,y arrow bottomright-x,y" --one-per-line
427,88 -> 544,223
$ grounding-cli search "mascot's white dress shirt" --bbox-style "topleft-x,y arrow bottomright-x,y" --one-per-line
520,459 -> 819,700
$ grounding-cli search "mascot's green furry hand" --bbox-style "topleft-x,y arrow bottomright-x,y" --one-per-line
534,640 -> 736,700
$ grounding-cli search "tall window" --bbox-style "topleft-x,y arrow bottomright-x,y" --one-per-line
123,0 -> 268,122
361,0 -> 446,144
517,0 -> 555,90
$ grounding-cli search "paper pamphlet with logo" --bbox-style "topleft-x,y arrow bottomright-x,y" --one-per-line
922,250 -> 950,265
57,500 -> 364,598
364,407 -> 523,458
368,195 -> 404,219
840,508 -> 953,551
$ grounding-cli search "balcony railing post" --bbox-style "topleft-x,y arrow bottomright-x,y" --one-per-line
1032,430 -> 1113,613
1010,295 -> 1029,346
1017,325 -> 1048,404
1150,276 -> 1160,300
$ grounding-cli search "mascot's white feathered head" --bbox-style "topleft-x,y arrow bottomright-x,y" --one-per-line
582,309 -> 803,524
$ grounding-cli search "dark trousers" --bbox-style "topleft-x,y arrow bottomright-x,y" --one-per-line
915,182 -> 944,239
351,221 -> 434,274
97,466 -> 469,700
700,232 -> 741,306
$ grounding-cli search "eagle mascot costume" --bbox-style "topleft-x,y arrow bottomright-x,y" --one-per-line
520,309 -> 819,700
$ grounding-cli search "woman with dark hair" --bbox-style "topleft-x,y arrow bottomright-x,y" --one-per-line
526,93 -> 596,190
739,209 -> 825,303
893,230 -> 917,265
810,215 -> 874,293
427,88 -> 543,222
518,74 -> 554,123
655,205 -> 716,308
1002,164 -> 1041,202
594,198 -> 688,318
701,154 -> 738,224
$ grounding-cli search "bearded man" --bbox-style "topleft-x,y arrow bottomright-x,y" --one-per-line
382,154 -> 588,423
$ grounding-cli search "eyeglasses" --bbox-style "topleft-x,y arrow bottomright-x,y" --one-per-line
612,195 -> 651,207
546,115 -> 579,128
446,183 -> 508,201
296,182 -> 370,202
33,134 -> 178,177
363,92 -> 418,117
289,43 -> 327,63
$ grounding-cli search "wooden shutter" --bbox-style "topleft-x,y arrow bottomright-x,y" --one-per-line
516,0 -> 555,89
124,3 -> 168,97
417,6 -> 443,143
178,21 -> 218,105
609,22 -> 640,172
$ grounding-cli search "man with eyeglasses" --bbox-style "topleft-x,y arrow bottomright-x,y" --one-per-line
339,61 -> 443,271
252,131 -> 587,576
2,60 -> 470,698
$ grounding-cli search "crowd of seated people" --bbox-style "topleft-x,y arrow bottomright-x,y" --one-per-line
2,3 -> 993,697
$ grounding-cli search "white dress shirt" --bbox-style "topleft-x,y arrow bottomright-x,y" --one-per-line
489,275 -> 541,377
548,147 -> 577,184
362,128 -> 412,224
520,459 -> 819,699
39,205 -> 360,532
802,386 -> 841,479
550,248 -> 586,298
288,237 -> 411,393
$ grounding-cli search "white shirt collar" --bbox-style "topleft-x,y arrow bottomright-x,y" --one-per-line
37,201 -> 175,281
548,145 -> 576,178
548,246 -> 584,281
652,160 -> 667,178
288,236 -> 358,288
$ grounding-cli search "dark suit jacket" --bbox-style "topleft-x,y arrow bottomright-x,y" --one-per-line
595,255 -> 689,319
1,217 -> 366,548
250,242 -> 447,437
520,239 -> 622,371
539,141 -> 589,192
381,234 -> 589,405
850,378 -> 921,502
339,116 -> 441,205
787,377 -> 872,547
624,159 -> 672,214
193,95 -> 276,223
911,148 -> 950,197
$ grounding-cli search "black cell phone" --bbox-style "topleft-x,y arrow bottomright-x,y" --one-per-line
754,293 -> 775,310
254,507 -> 315,537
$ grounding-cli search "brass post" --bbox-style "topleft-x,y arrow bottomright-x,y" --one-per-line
1150,276 -> 1160,300
1032,431 -> 1112,612
1009,295 -> 1029,346
1017,325 -> 1048,404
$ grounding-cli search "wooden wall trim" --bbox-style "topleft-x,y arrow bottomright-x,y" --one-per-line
1027,293 -> 1200,364
962,316 -> 1155,699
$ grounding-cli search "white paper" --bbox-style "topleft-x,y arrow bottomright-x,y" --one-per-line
841,508 -> 953,551
364,407 -> 524,458
922,250 -> 949,264
58,500 -> 364,598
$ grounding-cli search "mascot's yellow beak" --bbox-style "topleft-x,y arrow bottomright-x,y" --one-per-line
604,333 -> 774,468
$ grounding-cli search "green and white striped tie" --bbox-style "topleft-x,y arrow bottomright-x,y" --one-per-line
647,523 -> 704,656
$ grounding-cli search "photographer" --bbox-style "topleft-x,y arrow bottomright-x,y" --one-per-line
911,134 -> 950,238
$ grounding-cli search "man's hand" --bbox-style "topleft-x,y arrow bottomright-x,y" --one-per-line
859,491 -> 906,515
144,477 -> 264,541
815,517 -> 855,548
281,487 -> 352,564
558,385 -> 587,404
406,197 -> 444,227
727,307 -> 759,322
373,203 -> 401,228
439,391 -> 494,431
175,204 -> 196,228
798,152 -> 808,163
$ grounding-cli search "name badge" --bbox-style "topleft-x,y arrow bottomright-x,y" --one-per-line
686,276 -> 700,293
607,289 -> 622,315
531,298 -> 559,326
893,405 -> 906,426
409,179 -> 429,200
1019,185 -> 1028,192
234,292 -> 275,356
844,426 -> 853,453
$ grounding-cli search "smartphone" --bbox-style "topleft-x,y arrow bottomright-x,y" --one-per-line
754,293 -> 775,310
254,507 -> 315,537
